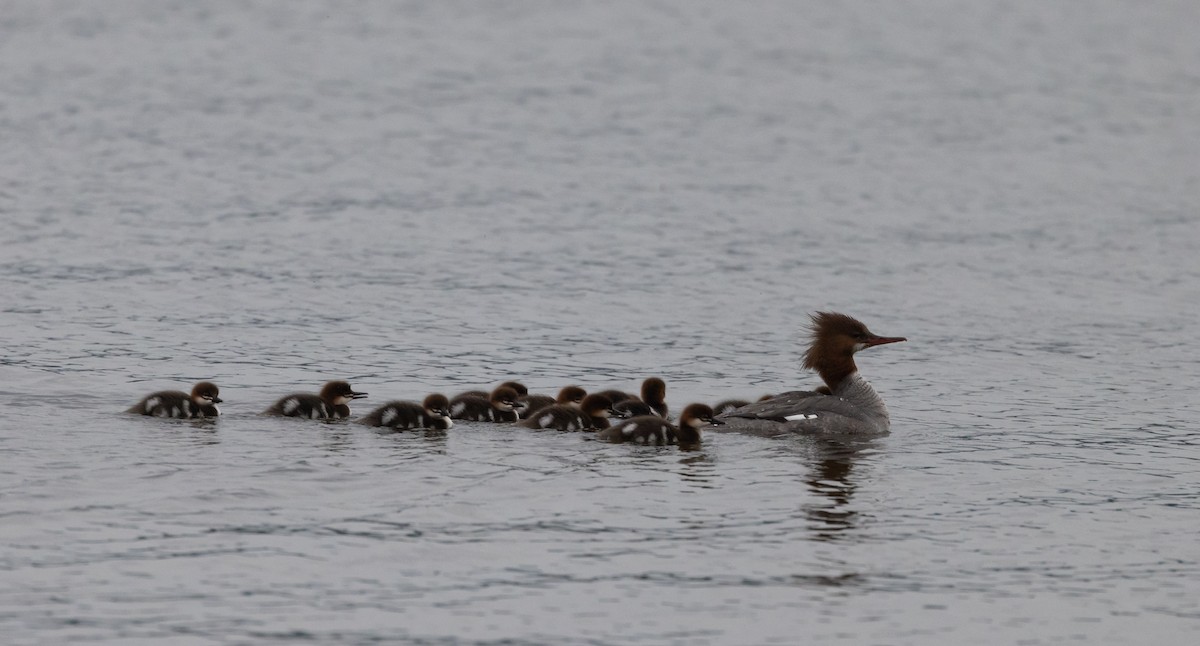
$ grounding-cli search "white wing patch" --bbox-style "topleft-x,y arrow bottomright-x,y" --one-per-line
380,409 -> 398,426
145,397 -> 161,413
451,402 -> 467,417
784,413 -> 819,421
538,413 -> 554,428
282,398 -> 300,415
621,423 -> 638,437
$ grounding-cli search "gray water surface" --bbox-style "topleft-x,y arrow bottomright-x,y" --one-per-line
2,1 -> 1199,644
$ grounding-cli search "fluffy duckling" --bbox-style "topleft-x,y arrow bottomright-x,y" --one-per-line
519,393 -> 614,431
454,381 -> 528,400
449,385 -> 520,422
671,403 -> 721,445
518,385 -> 587,418
613,377 -> 669,418
127,381 -> 222,419
591,387 -> 635,406
599,403 -> 721,445
360,393 -> 453,430
265,380 -> 367,419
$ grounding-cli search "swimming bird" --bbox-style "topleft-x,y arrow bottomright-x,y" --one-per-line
360,393 -> 453,430
265,380 -> 367,419
449,385 -> 521,422
454,381 -> 528,400
127,381 -> 222,419
519,393 -> 614,431
716,312 -> 905,435
612,377 -> 669,419
712,394 -> 774,416
599,403 -> 721,445
517,385 -> 587,418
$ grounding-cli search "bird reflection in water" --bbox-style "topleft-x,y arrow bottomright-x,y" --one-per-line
375,427 -> 449,456
676,452 -> 716,489
802,438 -> 878,541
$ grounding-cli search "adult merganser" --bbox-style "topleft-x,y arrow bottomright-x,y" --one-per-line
265,380 -> 367,419
127,381 -> 222,418
712,394 -> 774,416
716,312 -> 905,436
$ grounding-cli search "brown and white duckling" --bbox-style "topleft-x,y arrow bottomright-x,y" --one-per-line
613,377 -> 669,418
449,385 -> 520,422
599,403 -> 721,445
454,380 -> 528,400
360,393 -> 453,430
671,403 -> 722,445
612,398 -> 652,418
591,387 -> 635,406
519,393 -> 613,431
265,380 -> 367,419
517,385 -> 587,418
127,381 -> 222,419
581,393 -> 618,430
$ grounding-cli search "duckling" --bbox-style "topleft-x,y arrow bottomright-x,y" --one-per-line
599,403 -> 721,445
671,403 -> 722,446
127,381 -> 222,419
449,385 -> 520,422
360,393 -> 453,430
613,377 -> 669,418
519,393 -> 613,431
454,381 -> 528,400
517,385 -> 587,418
265,380 -> 367,419
612,398 -> 652,418
591,388 -> 635,406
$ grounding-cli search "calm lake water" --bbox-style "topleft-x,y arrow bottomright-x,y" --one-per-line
2,1 -> 1199,644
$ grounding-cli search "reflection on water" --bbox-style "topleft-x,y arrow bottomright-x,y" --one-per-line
676,452 -> 716,489
318,428 -> 357,454
801,438 -> 879,541
376,427 -> 450,457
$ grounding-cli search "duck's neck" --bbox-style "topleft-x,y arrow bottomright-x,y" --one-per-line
813,352 -> 858,392
829,372 -> 890,423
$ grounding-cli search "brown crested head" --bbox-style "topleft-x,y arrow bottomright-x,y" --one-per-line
490,386 -> 520,409
802,312 -> 905,389
191,381 -> 222,404
497,381 -> 528,396
557,385 -> 587,405
640,377 -> 666,405
580,393 -> 614,417
320,380 -> 368,404
424,393 -> 450,416
680,403 -> 721,428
